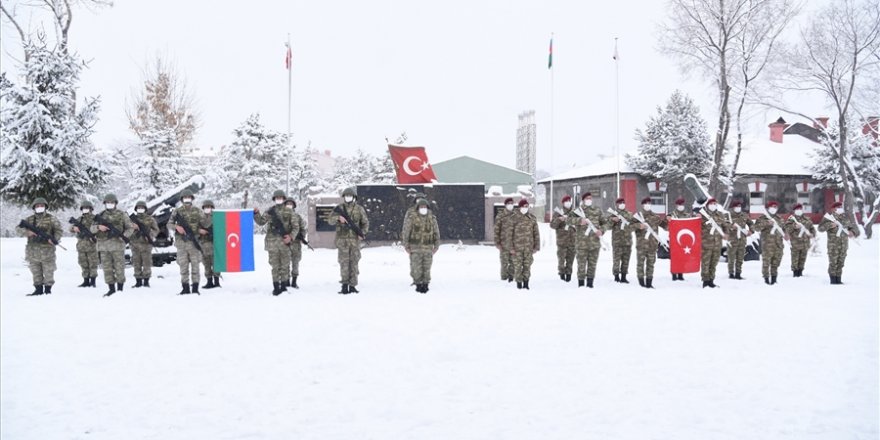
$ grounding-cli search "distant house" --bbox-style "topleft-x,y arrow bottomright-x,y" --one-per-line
432,155 -> 534,194
538,117 -> 877,222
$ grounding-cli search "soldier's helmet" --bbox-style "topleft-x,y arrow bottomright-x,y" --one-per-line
32,197 -> 48,208
180,189 -> 194,199
202,200 -> 215,208
80,200 -> 94,210
285,197 -> 297,208
416,198 -> 429,207
342,187 -> 357,198
273,190 -> 286,200
135,200 -> 148,209
103,193 -> 118,203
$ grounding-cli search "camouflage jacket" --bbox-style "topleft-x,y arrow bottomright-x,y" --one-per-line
668,208 -> 694,219
90,208 -> 134,251
255,205 -> 299,246
291,211 -> 308,248
168,205 -> 209,247
550,206 -> 576,247
197,213 -> 214,244
507,211 -> 540,253
726,211 -> 754,241
784,214 -> 816,249
633,209 -> 667,248
493,209 -> 515,249
18,212 -> 62,249
568,205 -> 605,249
818,212 -> 859,246
402,211 -> 440,249
130,212 -> 159,247
328,202 -> 369,241
607,207 -> 636,246
699,208 -> 729,249
70,212 -> 97,252
753,213 -> 786,250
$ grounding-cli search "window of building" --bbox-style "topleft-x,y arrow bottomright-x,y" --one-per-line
649,191 -> 666,214
749,191 -> 765,214
797,192 -> 812,213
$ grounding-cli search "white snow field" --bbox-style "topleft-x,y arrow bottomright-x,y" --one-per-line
1,225 -> 878,440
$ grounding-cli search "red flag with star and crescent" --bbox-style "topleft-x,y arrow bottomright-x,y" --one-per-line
387,145 -> 438,184
668,217 -> 702,273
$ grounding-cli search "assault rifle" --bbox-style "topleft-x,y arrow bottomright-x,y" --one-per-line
605,207 -> 631,230
18,220 -> 66,250
129,214 -> 155,245
94,213 -> 130,244
68,217 -> 97,243
267,206 -> 291,240
633,211 -> 669,249
699,209 -> 724,236
762,212 -> 785,236
296,231 -> 315,251
173,211 -> 203,253
333,205 -> 367,240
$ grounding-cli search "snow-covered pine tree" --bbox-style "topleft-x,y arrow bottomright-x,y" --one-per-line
811,121 -> 880,219
217,113 -> 286,207
371,151 -> 396,184
626,90 -> 714,184
0,44 -> 105,208
286,143 -> 322,204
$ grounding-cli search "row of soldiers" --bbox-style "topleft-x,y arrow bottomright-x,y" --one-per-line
508,193 -> 860,289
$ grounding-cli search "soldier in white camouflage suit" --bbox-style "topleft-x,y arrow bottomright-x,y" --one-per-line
17,197 -> 63,296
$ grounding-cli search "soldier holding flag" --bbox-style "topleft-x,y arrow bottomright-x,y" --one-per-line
668,198 -> 693,281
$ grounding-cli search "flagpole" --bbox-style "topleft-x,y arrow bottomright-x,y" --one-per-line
286,33 -> 293,195
614,37 -> 620,198
549,33 -> 555,212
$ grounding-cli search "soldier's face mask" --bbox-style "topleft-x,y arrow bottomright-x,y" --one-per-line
136,208 -> 146,214
343,196 -> 354,203
617,203 -> 626,210
835,208 -> 844,215
505,204 -> 514,211
794,209 -> 803,216
708,204 -> 717,211
203,208 -> 212,214
274,198 -> 284,205
519,207 -> 529,214
182,198 -> 193,205
768,207 -> 778,215
642,204 -> 651,211
563,201 -> 572,209
419,207 -> 428,215
285,204 -> 294,210
676,205 -> 685,211
34,206 -> 46,213
733,207 -> 742,213
105,203 -> 116,210
583,199 -> 593,206
81,208 -> 91,214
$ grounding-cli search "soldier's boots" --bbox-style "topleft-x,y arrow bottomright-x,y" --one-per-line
764,277 -> 771,285
117,283 -> 124,292
559,273 -> 565,281
677,274 -> 685,281
523,280 -> 530,290
638,277 -> 645,287
831,275 -> 843,285
578,279 -> 585,287
28,284 -> 44,296
507,276 -> 513,283
614,274 -> 620,283
190,283 -> 200,295
290,276 -> 298,289
272,282 -> 283,296
735,272 -> 743,280
44,285 -> 52,295
179,283 -> 191,295
565,274 -> 571,282
78,277 -> 90,288
143,278 -> 150,288
416,283 -> 429,294
646,278 -> 654,289
339,284 -> 349,294
282,279 -> 290,289
586,278 -> 594,288
203,277 -> 215,289
213,276 -> 220,288
90,277 -> 97,287
702,280 -> 718,288
620,273 -> 629,284
349,286 -> 359,294
133,278 -> 143,288
729,273 -> 735,279
771,276 -> 778,285
104,283 -> 116,297
516,281 -> 523,289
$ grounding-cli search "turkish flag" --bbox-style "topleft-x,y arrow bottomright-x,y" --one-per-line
668,217 -> 702,273
388,145 -> 438,184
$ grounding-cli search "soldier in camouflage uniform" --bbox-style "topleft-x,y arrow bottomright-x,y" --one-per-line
70,200 -> 98,288
550,195 -> 576,282
493,197 -> 516,282
130,200 -> 159,288
18,198 -> 63,296
402,198 -> 440,293
169,189 -> 209,295
633,197 -> 668,289
285,197 -> 308,289
698,198 -> 730,288
784,203 -> 816,278
328,187 -> 369,294
506,199 -> 540,290
818,201 -> 859,285
254,190 -> 298,296
91,193 -> 134,297
608,197 -> 636,283
668,197 -> 693,281
753,200 -> 788,285
569,192 -> 606,288
726,200 -> 753,280
198,200 -> 220,290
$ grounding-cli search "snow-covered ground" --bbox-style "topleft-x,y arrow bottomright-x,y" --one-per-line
2,225 -> 878,439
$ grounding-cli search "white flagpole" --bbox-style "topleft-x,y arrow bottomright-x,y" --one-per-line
550,33 -> 555,212
614,37 -> 620,198
286,33 -> 293,195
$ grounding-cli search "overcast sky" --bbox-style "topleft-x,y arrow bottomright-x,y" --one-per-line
1,0 -> 830,174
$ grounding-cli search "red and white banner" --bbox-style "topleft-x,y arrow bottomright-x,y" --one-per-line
669,217 -> 702,274
388,145 -> 438,184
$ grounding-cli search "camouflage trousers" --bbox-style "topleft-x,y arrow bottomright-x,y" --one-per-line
635,244 -> 657,279
789,245 -> 808,272
498,247 -> 514,280
337,239 -> 361,286
726,239 -> 747,275
201,241 -> 217,278
26,244 -> 56,286
288,243 -> 302,278
827,240 -> 848,276
409,245 -> 434,284
176,241 -> 202,284
576,246 -> 601,280
701,245 -> 721,281
512,250 -> 534,283
266,239 -> 291,283
77,248 -> 99,278
611,243 -> 632,276
100,250 -> 126,284
556,244 -> 575,276
131,244 -> 153,279
761,246 -> 783,277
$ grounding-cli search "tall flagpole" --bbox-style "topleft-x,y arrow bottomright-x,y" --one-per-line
549,33 -> 554,211
286,33 -> 292,195
614,37 -> 620,198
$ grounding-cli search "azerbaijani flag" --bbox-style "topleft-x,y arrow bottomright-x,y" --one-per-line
213,210 -> 255,272
548,36 -> 553,69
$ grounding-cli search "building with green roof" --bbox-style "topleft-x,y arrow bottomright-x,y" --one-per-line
431,156 -> 533,194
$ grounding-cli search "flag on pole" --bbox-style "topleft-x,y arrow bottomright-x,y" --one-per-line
284,42 -> 292,70
213,210 -> 255,272
613,38 -> 619,60
668,217 -> 702,273
548,36 -> 553,69
388,145 -> 439,184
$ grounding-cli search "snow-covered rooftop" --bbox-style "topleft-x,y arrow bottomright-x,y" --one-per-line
538,155 -> 635,183
735,134 -> 817,176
